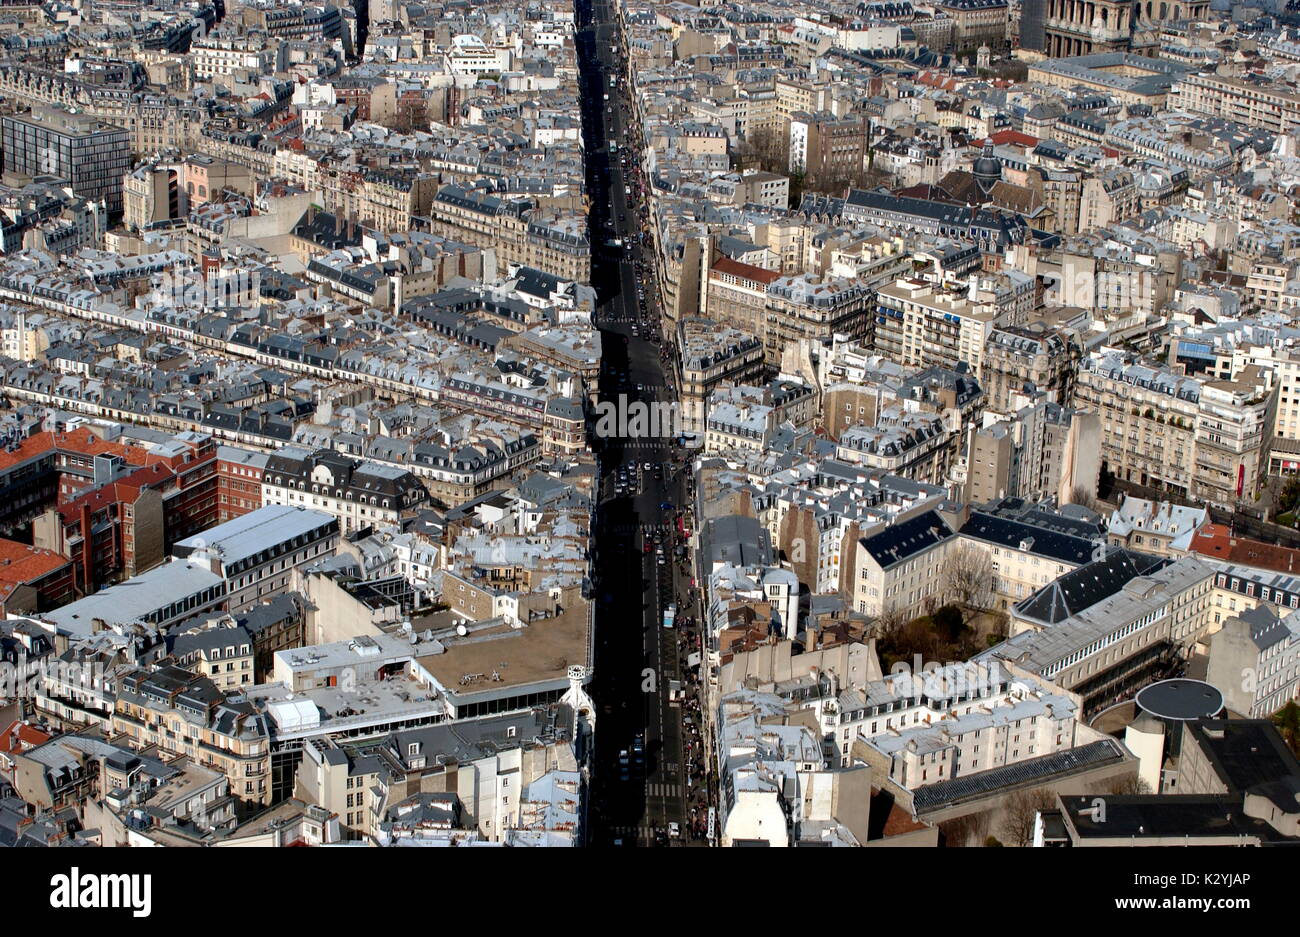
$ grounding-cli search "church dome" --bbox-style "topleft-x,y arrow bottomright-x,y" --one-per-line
973,138 -> 1001,195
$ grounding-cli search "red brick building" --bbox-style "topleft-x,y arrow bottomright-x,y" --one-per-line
21,430 -> 222,596
0,539 -> 76,614
215,445 -> 268,523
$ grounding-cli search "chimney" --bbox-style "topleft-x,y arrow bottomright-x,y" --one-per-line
348,211 -> 357,240
334,213 -> 343,236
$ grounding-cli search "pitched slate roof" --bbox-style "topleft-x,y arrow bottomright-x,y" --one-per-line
860,510 -> 953,570
1012,547 -> 1170,627
960,511 -> 1097,565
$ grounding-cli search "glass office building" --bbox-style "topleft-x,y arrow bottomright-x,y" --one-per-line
2,106 -> 131,215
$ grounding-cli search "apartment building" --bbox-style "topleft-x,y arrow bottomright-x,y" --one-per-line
1073,352 -> 1202,497
1206,605 -> 1300,718
30,431 -> 220,593
1193,367 -> 1273,505
875,278 -> 997,376
1106,495 -> 1207,556
190,36 -> 278,79
1079,168 -> 1139,232
112,665 -> 273,810
703,255 -> 780,340
852,510 -> 955,617
261,447 -> 430,536
964,400 -> 1101,505
1075,352 -> 1271,503
1267,350 -> 1300,475
705,396 -> 779,454
123,162 -> 181,231
172,504 -> 339,612
980,324 -> 1081,412
320,167 -> 439,236
856,673 -> 1084,790
787,112 -> 869,179
763,274 -> 873,366
297,706 -> 577,842
677,318 -> 766,435
172,625 -> 257,692
429,184 -> 590,283
216,446 -> 269,522
1170,71 -> 1300,135
836,408 -> 956,484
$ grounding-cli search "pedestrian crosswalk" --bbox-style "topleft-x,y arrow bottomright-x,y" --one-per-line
607,824 -> 656,842
646,782 -> 679,798
617,440 -> 672,449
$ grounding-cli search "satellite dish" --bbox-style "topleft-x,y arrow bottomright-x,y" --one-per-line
455,624 -> 469,637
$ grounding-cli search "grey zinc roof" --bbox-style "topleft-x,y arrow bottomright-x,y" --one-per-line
173,504 -> 336,569
912,738 -> 1127,814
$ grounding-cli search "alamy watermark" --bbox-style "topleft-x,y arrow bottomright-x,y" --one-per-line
154,267 -> 262,310
591,393 -> 701,447
0,659 -> 109,701
886,655 -> 1014,704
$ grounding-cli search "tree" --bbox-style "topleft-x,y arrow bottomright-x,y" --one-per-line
1274,701 -> 1300,758
998,787 -> 1054,847
943,542 -> 995,610
1104,774 -> 1152,796
932,604 -> 965,644
737,126 -> 789,176
1069,485 -> 1100,513
938,810 -> 991,847
871,603 -> 910,641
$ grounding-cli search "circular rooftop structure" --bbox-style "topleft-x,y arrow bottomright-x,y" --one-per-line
1135,678 -> 1223,722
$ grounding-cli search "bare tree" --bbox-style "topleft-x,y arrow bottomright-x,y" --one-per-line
998,788 -> 1055,847
943,542 -> 996,610
1069,485 -> 1100,513
871,602 -> 910,641
736,126 -> 789,175
1104,774 -> 1151,796
938,810 -> 991,847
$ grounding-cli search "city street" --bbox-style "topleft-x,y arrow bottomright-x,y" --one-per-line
577,0 -> 708,846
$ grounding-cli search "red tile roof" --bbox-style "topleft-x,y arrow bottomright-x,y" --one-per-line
710,255 -> 781,285
0,720 -> 52,755
0,428 -> 158,473
56,463 -> 176,520
1189,522 -> 1300,575
0,538 -> 72,584
990,130 -> 1038,148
